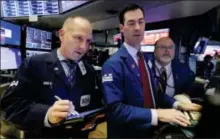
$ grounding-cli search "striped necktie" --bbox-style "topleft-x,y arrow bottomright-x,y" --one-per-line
160,67 -> 167,93
65,60 -> 77,88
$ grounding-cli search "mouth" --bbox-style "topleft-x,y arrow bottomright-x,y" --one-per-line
133,34 -> 141,37
75,51 -> 82,55
163,54 -> 171,57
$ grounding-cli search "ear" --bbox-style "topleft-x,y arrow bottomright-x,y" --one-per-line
119,24 -> 124,34
59,29 -> 64,41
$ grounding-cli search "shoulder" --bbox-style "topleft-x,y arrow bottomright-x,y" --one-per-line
22,52 -> 52,71
104,51 -> 123,68
172,60 -> 189,69
30,52 -> 51,64
102,54 -> 124,77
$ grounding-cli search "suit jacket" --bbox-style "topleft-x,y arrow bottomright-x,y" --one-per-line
0,50 -> 103,138
151,58 -> 195,96
101,45 -> 176,138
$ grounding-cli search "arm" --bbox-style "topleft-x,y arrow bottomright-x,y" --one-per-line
0,58 -> 50,130
101,61 -> 154,129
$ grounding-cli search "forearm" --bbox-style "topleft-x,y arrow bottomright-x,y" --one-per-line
108,102 -> 155,129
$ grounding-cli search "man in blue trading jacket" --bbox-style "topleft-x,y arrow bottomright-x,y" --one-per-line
153,37 -> 195,97
101,4 -> 201,138
1,17 -> 103,138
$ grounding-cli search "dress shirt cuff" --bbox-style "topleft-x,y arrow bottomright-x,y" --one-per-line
151,109 -> 158,126
173,101 -> 180,109
44,110 -> 51,127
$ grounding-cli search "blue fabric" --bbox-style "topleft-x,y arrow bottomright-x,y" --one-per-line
101,45 -> 175,138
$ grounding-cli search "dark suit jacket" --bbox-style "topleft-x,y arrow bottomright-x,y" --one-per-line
152,58 -> 195,96
0,50 -> 103,138
101,46 -> 176,138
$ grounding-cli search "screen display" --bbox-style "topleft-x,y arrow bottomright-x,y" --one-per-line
141,28 -> 169,45
1,47 -> 22,70
59,0 -> 88,13
113,33 -> 121,45
26,50 -> 49,58
93,32 -> 106,44
194,37 -> 209,54
1,20 -> 21,46
1,1 -> 59,17
26,27 -> 52,50
113,28 -> 169,45
203,45 -> 220,56
141,45 -> 155,52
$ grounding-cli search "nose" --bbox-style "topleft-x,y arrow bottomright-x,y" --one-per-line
79,41 -> 87,50
135,23 -> 141,30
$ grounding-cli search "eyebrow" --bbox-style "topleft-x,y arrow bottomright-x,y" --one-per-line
127,18 -> 145,23
138,18 -> 145,21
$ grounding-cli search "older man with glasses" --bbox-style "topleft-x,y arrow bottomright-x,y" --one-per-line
153,37 -> 195,98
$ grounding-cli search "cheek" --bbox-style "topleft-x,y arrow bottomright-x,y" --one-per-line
157,51 -> 163,57
155,51 -> 162,58
170,50 -> 175,56
83,46 -> 89,53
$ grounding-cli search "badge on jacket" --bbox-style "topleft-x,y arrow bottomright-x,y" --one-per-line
78,61 -> 87,75
102,73 -> 113,83
80,95 -> 91,107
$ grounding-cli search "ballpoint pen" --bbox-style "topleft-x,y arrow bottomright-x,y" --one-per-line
54,95 -> 79,116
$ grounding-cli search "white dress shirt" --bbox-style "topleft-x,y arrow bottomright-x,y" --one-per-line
155,61 -> 175,97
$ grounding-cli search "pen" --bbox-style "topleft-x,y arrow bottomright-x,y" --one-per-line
54,95 -> 79,116
54,95 -> 62,101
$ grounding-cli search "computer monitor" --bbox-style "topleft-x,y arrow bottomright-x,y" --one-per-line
26,27 -> 52,50
59,0 -> 89,13
0,47 -> 22,70
141,28 -> 169,45
113,33 -> 122,45
141,45 -> 155,53
0,20 -> 21,46
194,37 -> 209,54
203,45 -> 220,57
26,50 -> 49,58
112,28 -> 169,45
1,1 -> 59,17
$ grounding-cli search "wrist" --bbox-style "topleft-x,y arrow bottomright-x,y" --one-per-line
156,109 -> 163,121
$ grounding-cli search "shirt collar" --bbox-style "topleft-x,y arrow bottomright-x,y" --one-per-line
155,60 -> 171,72
57,49 -> 79,63
57,48 -> 66,61
124,42 -> 139,59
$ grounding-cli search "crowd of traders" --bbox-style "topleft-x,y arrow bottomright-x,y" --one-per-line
1,3 -> 220,139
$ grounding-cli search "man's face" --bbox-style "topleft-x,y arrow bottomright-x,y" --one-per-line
120,9 -> 145,47
59,22 -> 92,61
154,38 -> 175,65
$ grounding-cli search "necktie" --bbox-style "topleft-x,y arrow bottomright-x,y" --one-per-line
137,51 -> 154,108
160,67 -> 167,93
65,60 -> 77,88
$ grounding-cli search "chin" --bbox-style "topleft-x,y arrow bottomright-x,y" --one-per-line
160,58 -> 171,64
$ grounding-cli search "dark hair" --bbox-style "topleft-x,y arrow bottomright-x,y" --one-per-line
204,55 -> 213,61
119,4 -> 145,25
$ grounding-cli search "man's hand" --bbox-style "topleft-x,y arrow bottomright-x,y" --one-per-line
178,102 -> 202,111
47,100 -> 70,125
157,109 -> 191,127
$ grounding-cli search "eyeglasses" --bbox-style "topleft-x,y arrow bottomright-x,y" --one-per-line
156,45 -> 175,50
